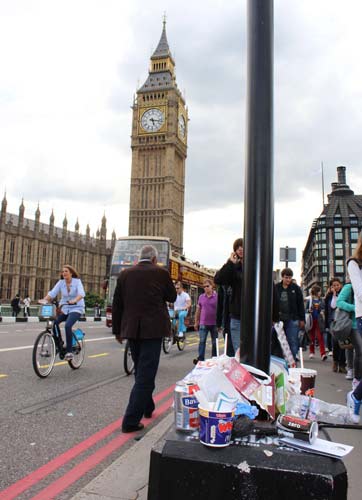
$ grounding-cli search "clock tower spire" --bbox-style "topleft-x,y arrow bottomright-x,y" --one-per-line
128,20 -> 188,254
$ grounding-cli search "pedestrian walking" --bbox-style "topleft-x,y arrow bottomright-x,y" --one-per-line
307,285 -> 327,361
112,245 -> 176,433
336,282 -> 356,378
275,268 -> 305,362
23,296 -> 31,317
346,240 -> 362,401
214,237 -> 243,355
193,279 -> 218,364
11,294 -> 21,317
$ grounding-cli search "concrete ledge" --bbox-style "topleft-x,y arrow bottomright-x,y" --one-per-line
72,412 -> 173,500
148,429 -> 347,500
0,317 -> 105,324
1,317 -> 16,323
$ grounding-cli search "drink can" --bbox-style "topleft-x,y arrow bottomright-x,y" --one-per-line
174,381 -> 199,432
277,414 -> 318,444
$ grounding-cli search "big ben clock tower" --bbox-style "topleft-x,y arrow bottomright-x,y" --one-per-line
128,20 -> 188,254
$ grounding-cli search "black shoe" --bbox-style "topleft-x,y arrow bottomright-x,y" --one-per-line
193,358 -> 199,365
122,422 -> 145,433
144,411 -> 153,418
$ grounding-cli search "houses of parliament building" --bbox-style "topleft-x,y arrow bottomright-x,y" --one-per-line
0,195 -> 115,301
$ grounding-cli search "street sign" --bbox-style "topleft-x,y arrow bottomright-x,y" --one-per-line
279,247 -> 296,263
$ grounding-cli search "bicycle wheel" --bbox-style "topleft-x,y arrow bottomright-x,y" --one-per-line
163,336 -> 172,354
32,331 -> 56,378
177,336 -> 186,351
124,340 -> 135,375
69,337 -> 85,370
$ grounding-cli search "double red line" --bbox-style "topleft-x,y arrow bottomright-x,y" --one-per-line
0,384 -> 174,500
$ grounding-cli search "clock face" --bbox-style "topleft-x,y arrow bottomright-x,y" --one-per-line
141,108 -> 164,132
178,114 -> 186,138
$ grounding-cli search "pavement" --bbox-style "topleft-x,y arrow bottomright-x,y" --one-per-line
72,353 -> 362,500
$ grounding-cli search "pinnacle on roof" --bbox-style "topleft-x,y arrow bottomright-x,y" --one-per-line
151,19 -> 173,61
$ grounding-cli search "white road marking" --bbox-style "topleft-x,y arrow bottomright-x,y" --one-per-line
0,336 -> 115,353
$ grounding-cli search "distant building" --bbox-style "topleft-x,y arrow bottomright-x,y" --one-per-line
302,166 -> 362,294
0,195 -> 116,301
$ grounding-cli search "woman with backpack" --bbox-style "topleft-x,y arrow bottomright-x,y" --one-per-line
346,236 -> 362,423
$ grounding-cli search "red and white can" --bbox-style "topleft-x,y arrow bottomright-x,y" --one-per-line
174,381 -> 200,432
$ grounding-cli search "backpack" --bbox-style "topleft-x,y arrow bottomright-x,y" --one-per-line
330,286 -> 353,346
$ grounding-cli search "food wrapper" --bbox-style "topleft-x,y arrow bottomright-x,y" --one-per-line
250,373 -> 276,420
197,366 -> 243,404
224,358 -> 261,399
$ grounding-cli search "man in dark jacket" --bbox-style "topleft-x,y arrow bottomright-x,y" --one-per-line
112,245 -> 176,433
214,238 -> 243,354
275,268 -> 305,361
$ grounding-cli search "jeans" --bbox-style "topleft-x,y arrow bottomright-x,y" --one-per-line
123,338 -> 162,427
351,319 -> 362,380
176,310 -> 188,333
309,318 -> 326,357
284,319 -> 300,360
53,312 -> 81,353
230,318 -> 241,354
197,325 -> 218,361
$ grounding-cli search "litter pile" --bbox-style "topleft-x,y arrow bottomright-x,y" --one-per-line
173,336 -> 354,458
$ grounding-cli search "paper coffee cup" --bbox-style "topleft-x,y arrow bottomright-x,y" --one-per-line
289,368 -> 317,396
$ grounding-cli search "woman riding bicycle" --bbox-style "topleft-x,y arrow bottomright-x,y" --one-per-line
41,264 -> 85,361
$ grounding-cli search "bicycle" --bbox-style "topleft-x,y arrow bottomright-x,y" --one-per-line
163,309 -> 186,354
32,303 -> 85,378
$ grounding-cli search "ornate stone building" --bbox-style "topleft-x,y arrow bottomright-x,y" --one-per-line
128,21 -> 188,254
302,166 -> 362,293
0,195 -> 116,301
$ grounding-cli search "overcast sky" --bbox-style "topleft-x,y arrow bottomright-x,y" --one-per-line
1,0 -> 362,280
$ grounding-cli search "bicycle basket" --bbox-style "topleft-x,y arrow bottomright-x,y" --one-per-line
39,304 -> 57,319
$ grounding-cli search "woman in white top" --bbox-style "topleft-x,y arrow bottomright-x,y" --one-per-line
42,265 -> 85,361
346,236 -> 362,423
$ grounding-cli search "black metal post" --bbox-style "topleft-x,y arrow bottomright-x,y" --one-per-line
240,0 -> 274,372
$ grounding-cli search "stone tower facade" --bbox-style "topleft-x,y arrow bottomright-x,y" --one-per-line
128,21 -> 188,254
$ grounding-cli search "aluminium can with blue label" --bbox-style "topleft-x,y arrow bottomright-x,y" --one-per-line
174,381 -> 199,432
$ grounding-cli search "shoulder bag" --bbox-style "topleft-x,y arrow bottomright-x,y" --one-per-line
305,297 -> 313,332
330,286 -> 354,345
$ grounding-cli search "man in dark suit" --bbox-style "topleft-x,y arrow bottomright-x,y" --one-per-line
112,245 -> 176,433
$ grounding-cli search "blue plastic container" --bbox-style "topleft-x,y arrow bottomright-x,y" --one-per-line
198,406 -> 234,447
72,328 -> 84,346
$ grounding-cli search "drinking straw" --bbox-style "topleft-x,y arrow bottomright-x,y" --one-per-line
224,333 -> 228,356
216,337 -> 219,357
299,347 -> 304,370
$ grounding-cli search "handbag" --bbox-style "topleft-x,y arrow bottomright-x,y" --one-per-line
304,298 -> 313,332
305,312 -> 313,332
330,308 -> 352,343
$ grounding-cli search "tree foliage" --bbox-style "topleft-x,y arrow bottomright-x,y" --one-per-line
85,292 -> 105,309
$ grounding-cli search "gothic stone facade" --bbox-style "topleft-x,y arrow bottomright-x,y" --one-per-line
0,197 -> 115,301
128,22 -> 187,255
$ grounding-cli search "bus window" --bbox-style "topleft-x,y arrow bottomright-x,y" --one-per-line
110,238 -> 170,276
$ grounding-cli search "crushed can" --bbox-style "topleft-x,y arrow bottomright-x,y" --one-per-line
277,414 -> 318,444
174,380 -> 200,432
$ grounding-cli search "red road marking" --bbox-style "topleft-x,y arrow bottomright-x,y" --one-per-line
0,384 -> 174,500
31,397 -> 173,500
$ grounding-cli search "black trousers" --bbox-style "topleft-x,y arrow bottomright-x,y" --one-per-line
123,338 -> 162,427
